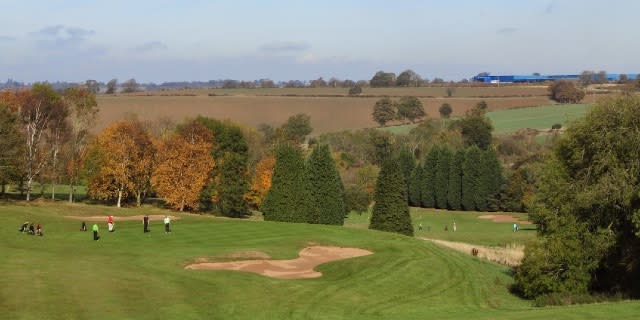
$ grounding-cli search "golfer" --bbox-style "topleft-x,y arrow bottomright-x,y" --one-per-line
164,216 -> 171,233
92,223 -> 100,241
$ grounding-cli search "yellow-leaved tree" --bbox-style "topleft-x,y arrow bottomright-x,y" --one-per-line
245,155 -> 275,209
87,120 -> 155,207
152,122 -> 215,211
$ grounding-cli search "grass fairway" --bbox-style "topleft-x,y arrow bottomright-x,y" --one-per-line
346,208 -> 535,247
2,202 -> 639,319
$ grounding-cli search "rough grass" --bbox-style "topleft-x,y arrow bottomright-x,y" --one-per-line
425,238 -> 525,267
3,201 -> 640,319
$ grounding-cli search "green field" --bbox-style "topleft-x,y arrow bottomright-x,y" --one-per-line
379,103 -> 592,136
3,201 -> 639,319
486,104 -> 592,135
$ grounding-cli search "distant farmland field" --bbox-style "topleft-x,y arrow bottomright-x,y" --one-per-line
95,93 -> 557,135
207,85 -> 551,97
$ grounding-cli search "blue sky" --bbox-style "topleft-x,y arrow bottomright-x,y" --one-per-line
0,0 -> 638,83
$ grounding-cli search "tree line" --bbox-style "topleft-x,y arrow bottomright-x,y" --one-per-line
0,84 -> 319,217
405,145 -> 503,212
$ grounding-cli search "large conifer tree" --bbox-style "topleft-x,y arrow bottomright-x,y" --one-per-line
408,164 -> 423,207
447,150 -> 465,210
369,159 -> 414,236
421,146 -> 440,208
261,144 -> 311,223
307,145 -> 346,225
397,146 -> 416,204
434,147 -> 452,209
481,148 -> 503,211
461,146 -> 482,211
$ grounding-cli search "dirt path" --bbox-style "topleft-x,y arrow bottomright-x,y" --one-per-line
65,215 -> 179,222
185,246 -> 373,279
421,238 -> 524,267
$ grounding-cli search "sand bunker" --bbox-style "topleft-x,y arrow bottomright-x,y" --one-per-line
65,215 -> 178,222
478,214 -> 532,224
185,246 -> 373,279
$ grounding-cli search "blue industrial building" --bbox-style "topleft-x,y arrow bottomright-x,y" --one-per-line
472,73 -> 638,83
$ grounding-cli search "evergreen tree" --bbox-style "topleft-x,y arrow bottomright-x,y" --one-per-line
0,105 -> 22,193
307,145 -> 346,225
195,117 -> 250,216
461,146 -> 482,211
261,144 -> 312,223
421,146 -> 440,208
369,159 -> 414,236
475,154 -> 490,212
434,147 -> 452,209
447,150 -> 465,210
397,146 -> 416,204
217,152 -> 251,217
408,164 -> 423,207
481,148 -> 504,211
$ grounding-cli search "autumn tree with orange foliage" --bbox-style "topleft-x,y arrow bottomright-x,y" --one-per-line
245,155 -> 275,209
87,120 -> 155,207
152,121 -> 215,211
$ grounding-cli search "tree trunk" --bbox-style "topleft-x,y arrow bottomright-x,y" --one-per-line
26,178 -> 32,201
51,183 -> 56,201
136,192 -> 141,207
117,189 -> 122,208
69,183 -> 74,203
180,199 -> 185,212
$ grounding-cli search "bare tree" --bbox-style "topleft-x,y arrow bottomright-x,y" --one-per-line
122,78 -> 139,93
63,86 -> 99,203
106,79 -> 118,94
14,84 -> 67,200
85,80 -> 100,94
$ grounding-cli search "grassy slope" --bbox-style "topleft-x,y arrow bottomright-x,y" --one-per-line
2,202 -> 639,320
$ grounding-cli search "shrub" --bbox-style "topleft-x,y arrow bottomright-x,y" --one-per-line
549,81 -> 585,103
348,85 -> 362,95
